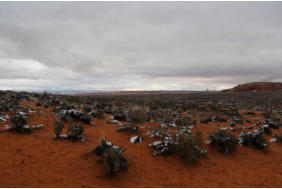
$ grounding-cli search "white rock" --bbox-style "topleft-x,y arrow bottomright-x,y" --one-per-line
130,136 -> 142,144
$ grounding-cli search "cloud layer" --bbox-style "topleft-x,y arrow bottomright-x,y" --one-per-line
0,2 -> 282,91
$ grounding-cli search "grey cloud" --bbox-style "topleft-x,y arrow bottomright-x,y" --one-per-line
0,2 -> 282,91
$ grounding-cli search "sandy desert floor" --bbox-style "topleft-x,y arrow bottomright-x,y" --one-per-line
0,101 -> 282,188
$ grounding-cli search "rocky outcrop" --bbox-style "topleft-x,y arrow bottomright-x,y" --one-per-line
223,82 -> 282,92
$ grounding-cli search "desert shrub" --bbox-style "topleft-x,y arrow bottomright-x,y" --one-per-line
150,126 -> 170,139
10,113 -> 31,134
258,125 -> 272,135
161,114 -> 174,125
245,111 -> 255,115
273,133 -> 282,142
149,140 -> 175,156
67,123 -> 85,141
90,109 -> 105,119
54,119 -> 64,138
90,138 -> 113,156
173,132 -> 207,163
90,138 -> 128,177
59,110 -> 92,125
212,116 -> 227,122
239,131 -> 268,149
83,105 -> 92,113
175,116 -> 195,126
149,131 -> 206,163
36,102 -> 42,106
113,113 -> 127,121
127,106 -> 149,123
200,117 -> 212,123
102,146 -> 128,177
11,113 -> 28,127
267,121 -> 279,129
209,129 -> 238,155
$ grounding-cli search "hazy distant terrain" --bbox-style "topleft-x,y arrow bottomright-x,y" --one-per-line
223,82 -> 282,92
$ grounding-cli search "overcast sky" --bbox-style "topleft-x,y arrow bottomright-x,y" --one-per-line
0,2 -> 282,91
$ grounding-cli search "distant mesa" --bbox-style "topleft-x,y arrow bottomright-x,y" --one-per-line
222,82 -> 282,92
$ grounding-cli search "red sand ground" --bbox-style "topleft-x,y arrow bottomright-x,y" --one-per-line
0,101 -> 282,187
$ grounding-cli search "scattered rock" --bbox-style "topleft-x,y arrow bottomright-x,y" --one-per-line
129,136 -> 142,143
115,125 -> 139,133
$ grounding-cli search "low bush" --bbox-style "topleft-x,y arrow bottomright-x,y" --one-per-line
209,129 -> 238,155
90,110 -> 105,119
54,119 -> 64,138
127,106 -> 149,123
239,131 -> 268,149
149,131 -> 206,163
59,110 -> 92,125
10,113 -> 31,134
89,138 -> 128,177
173,132 -> 207,163
273,133 -> 282,142
67,123 -> 85,141
83,105 -> 92,113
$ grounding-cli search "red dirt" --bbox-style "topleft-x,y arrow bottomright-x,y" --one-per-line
0,101 -> 282,187
222,82 -> 282,92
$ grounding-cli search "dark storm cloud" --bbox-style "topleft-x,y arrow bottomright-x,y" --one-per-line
0,2 -> 282,91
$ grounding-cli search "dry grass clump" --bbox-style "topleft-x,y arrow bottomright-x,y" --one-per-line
90,110 -> 105,119
54,119 -> 64,138
239,131 -> 268,149
127,106 -> 149,123
172,132 -> 207,163
10,113 -> 31,134
67,123 -> 85,142
150,130 -> 206,163
209,129 -> 238,155
88,138 -> 128,177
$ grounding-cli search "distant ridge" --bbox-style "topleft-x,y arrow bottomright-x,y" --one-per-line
222,82 -> 282,92
68,90 -> 202,96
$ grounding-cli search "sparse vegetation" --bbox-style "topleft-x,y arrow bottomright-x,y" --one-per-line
54,119 -> 64,138
67,123 -> 86,142
1,88 -> 282,186
209,129 -> 238,154
88,138 -> 128,177
90,109 -> 105,119
9,113 -> 31,134
149,130 -> 206,163
172,132 -> 207,163
127,106 -> 149,123
239,131 -> 269,149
